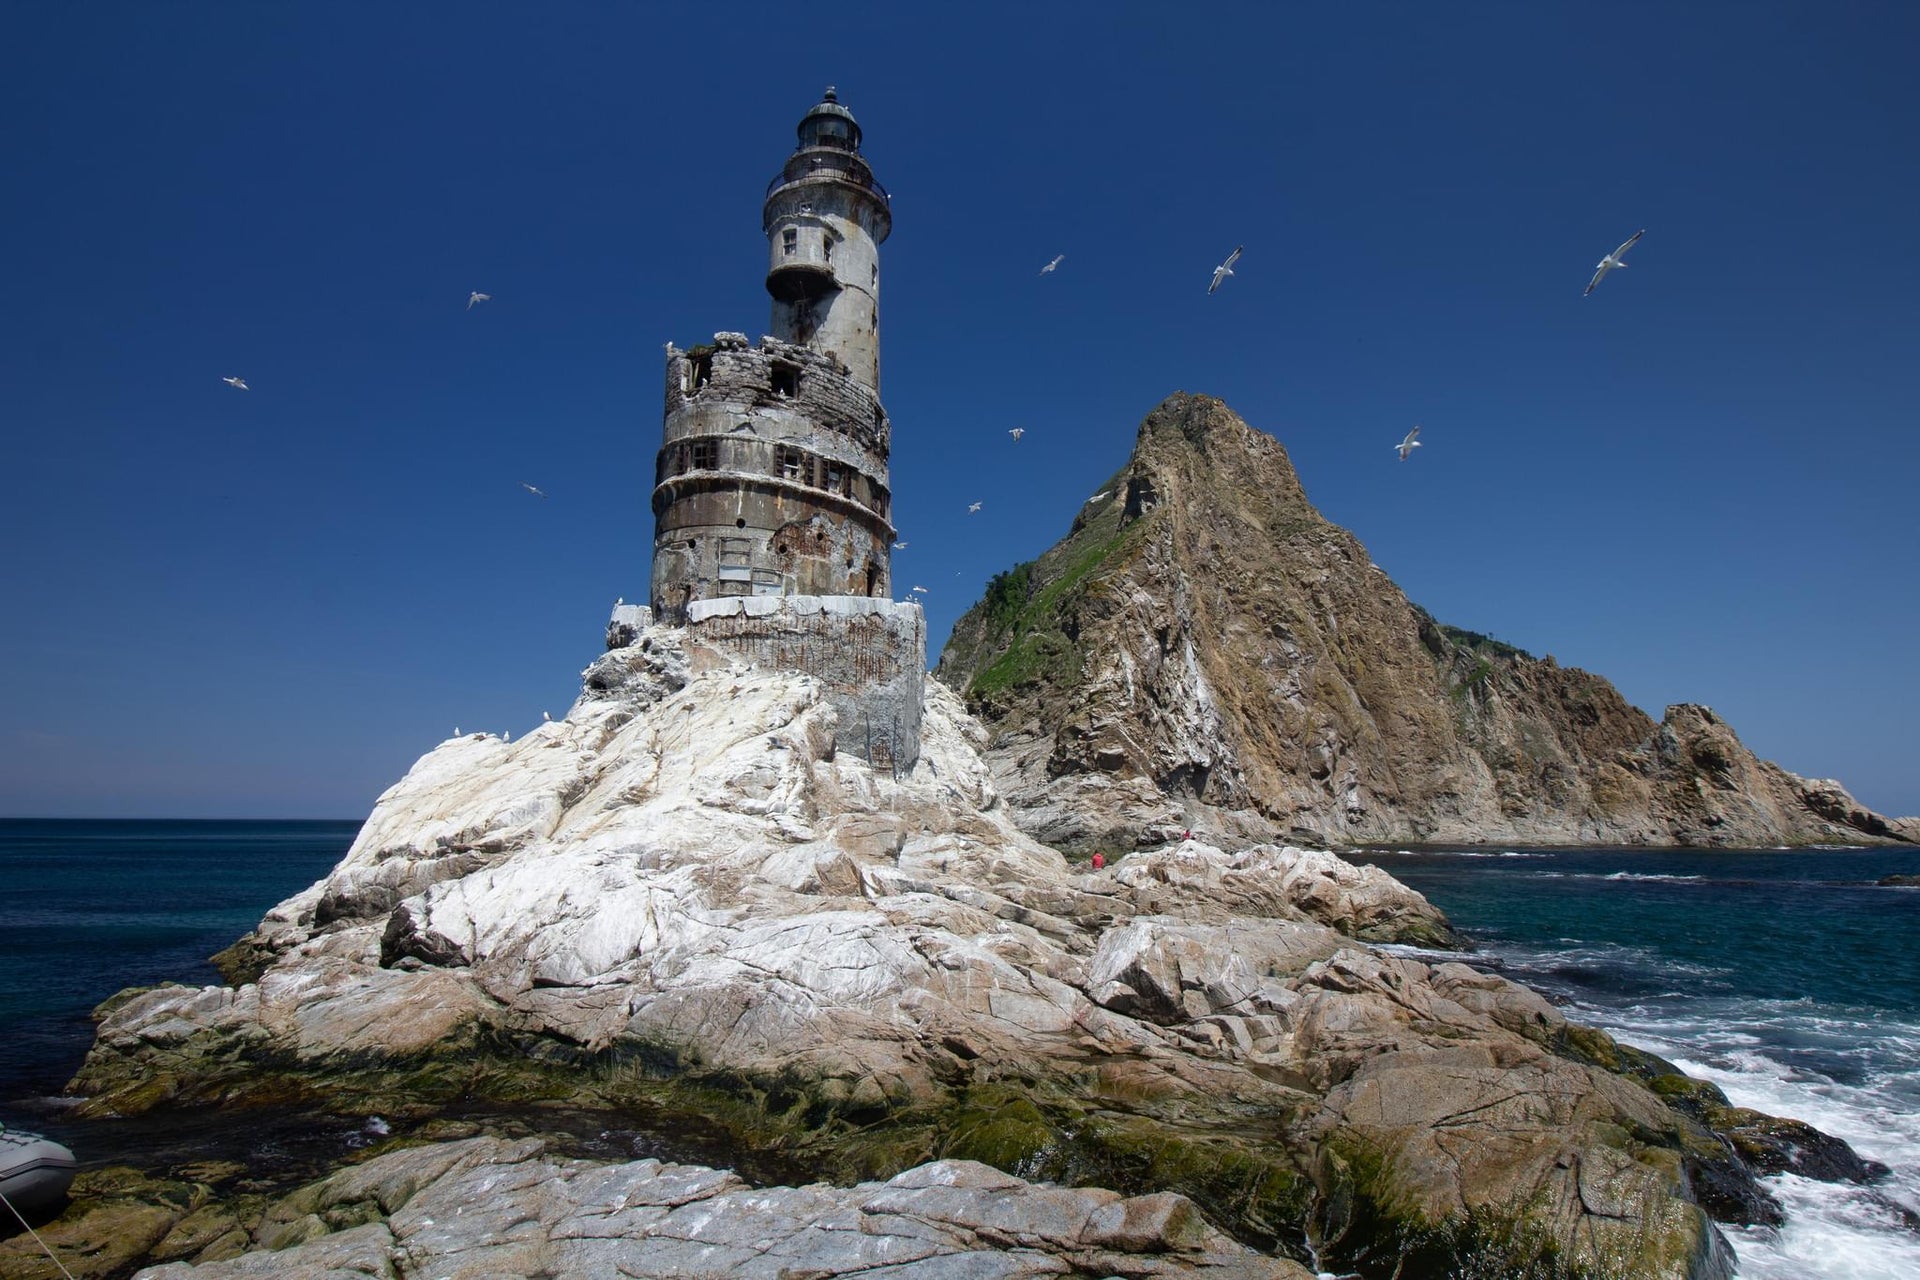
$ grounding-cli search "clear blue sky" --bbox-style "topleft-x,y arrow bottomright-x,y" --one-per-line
3,2 -> 1915,819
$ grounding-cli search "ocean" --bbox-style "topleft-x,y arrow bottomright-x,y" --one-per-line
2,822 -> 1916,1277
1349,846 -> 1920,1280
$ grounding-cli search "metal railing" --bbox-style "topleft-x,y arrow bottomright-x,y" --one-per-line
766,161 -> 890,204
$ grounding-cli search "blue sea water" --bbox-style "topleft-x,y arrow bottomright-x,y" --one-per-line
1349,846 -> 1920,1280
2,823 -> 1916,1276
0,819 -> 356,1100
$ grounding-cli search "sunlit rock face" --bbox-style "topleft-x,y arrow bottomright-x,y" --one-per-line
75,625 -> 1764,1278
937,392 -> 1915,852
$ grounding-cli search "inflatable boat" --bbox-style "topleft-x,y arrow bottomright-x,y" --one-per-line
0,1124 -> 76,1219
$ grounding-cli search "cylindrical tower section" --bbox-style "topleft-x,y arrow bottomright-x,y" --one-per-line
762,88 -> 891,393
649,334 -> 893,623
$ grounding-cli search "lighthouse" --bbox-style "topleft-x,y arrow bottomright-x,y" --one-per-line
638,90 -> 922,770
763,86 -> 891,392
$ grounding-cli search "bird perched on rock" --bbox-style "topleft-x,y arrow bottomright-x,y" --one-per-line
222,376 -> 249,390
1208,245 -> 1243,294
1394,425 -> 1423,461
1039,254 -> 1064,275
1584,230 -> 1644,296
467,291 -> 491,309
1009,427 -> 1024,441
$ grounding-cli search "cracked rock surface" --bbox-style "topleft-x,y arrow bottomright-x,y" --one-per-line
59,624 -> 1836,1278
133,1140 -> 1313,1279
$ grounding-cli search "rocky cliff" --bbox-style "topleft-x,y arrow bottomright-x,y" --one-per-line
936,393 -> 1917,852
36,622 -> 1895,1279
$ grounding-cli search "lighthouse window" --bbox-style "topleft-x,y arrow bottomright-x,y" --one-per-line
823,461 -> 843,493
770,363 -> 800,398
690,440 -> 717,471
688,352 -> 712,391
777,445 -> 806,481
823,237 -> 834,263
782,228 -> 797,257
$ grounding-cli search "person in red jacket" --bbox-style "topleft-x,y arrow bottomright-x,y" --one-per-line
1090,852 -> 1105,870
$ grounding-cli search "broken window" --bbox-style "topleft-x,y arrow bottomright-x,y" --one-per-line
777,445 -> 806,482
823,461 -> 843,494
782,228 -> 797,257
823,236 -> 834,263
687,352 -> 713,392
770,363 -> 800,398
718,538 -> 752,584
690,440 -> 717,471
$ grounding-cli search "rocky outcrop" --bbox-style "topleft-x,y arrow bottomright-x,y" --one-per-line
54,622 -> 1883,1279
935,392 -> 1916,851
127,1140 -> 1314,1279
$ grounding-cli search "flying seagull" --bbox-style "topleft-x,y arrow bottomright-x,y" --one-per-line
222,376 -> 249,390
467,291 -> 491,310
892,540 -> 908,549
1583,230 -> 1644,297
520,482 -> 547,498
1208,245 -> 1243,294
1009,427 -> 1024,441
1088,490 -> 1109,503
1394,425 -> 1423,461
1039,254 -> 1065,275
967,501 -> 983,513
910,585 -> 928,594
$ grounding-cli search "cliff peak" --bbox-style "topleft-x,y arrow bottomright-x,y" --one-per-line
936,394 -> 1912,851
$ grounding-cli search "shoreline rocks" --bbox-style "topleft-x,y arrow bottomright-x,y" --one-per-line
125,1139 -> 1317,1279
39,623 -> 1886,1279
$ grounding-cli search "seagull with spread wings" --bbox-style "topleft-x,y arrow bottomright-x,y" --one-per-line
1039,254 -> 1065,275
222,376 -> 249,391
1208,245 -> 1243,294
1008,427 -> 1024,441
1394,426 -> 1423,461
520,482 -> 547,498
967,502 -> 983,514
1584,230 -> 1644,296
467,291 -> 492,310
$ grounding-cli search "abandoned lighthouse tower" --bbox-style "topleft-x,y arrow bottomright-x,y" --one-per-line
626,89 -> 925,769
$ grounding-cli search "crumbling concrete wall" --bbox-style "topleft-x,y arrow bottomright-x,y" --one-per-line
651,332 -> 894,623
685,595 -> 924,770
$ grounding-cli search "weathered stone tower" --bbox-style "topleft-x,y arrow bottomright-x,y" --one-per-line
633,89 -> 924,770
651,88 -> 895,620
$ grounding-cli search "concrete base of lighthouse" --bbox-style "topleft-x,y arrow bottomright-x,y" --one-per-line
607,597 -> 925,772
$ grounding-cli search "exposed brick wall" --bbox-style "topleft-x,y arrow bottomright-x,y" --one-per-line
686,596 -> 925,769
